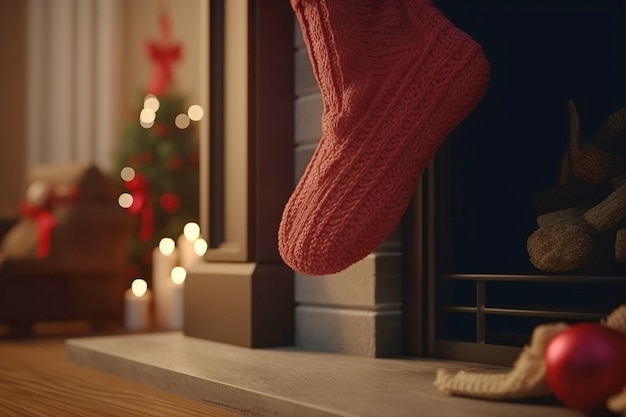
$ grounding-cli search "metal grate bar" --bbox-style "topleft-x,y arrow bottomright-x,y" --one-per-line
438,305 -> 608,321
442,273 -> 626,284
476,280 -> 486,343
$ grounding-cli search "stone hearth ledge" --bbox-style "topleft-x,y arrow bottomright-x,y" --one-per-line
66,333 -> 580,417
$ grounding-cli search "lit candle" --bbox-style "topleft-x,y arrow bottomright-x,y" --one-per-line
194,237 -> 208,258
124,278 -> 152,331
153,238 -> 178,329
177,222 -> 203,270
168,266 -> 186,330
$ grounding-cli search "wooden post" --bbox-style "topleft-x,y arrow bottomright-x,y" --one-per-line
184,0 -> 295,348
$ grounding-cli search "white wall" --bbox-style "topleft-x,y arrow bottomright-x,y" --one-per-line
26,0 -> 124,173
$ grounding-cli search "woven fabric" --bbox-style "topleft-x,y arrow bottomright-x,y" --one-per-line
434,323 -> 568,400
279,0 -> 490,275
604,304 -> 626,335
609,385 -> 626,416
435,305 -> 626,402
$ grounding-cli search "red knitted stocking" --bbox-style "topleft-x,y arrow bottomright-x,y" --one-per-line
279,0 -> 490,275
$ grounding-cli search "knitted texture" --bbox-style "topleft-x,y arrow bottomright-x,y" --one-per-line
527,224 -> 593,272
434,322 -> 568,400
617,229 -> 626,263
600,305 -> 626,417
584,184 -> 626,232
279,0 -> 490,275
435,305 -> 626,402
609,386 -> 626,417
603,304 -> 626,335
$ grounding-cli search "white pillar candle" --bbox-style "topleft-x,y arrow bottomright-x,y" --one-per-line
177,222 -> 203,270
153,238 -> 178,329
168,266 -> 187,330
124,278 -> 152,331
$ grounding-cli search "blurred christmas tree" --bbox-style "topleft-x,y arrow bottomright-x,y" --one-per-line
115,12 -> 200,281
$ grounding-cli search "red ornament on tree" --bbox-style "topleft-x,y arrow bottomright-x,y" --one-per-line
146,12 -> 182,96
167,155 -> 183,171
159,192 -> 180,213
188,153 -> 200,167
154,122 -> 170,138
545,322 -> 626,415
141,151 -> 155,165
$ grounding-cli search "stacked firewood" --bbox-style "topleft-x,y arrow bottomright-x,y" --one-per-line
527,100 -> 626,272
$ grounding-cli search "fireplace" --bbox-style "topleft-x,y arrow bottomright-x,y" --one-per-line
65,3 -> 625,413
424,0 -> 626,366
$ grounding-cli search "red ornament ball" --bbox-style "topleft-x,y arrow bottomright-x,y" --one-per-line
188,153 -> 200,167
154,123 -> 170,138
167,155 -> 183,171
124,173 -> 147,192
141,151 -> 154,165
545,322 -> 626,415
159,192 -> 180,213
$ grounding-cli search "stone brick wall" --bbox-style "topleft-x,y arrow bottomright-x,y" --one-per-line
293,23 -> 403,358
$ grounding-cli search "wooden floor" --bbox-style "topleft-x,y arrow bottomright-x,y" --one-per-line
0,323 -> 241,417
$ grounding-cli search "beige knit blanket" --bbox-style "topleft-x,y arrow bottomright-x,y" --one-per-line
434,305 -> 626,415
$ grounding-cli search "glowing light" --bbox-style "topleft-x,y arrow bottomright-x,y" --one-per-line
118,193 -> 133,208
120,166 -> 136,182
170,266 -> 187,285
183,222 -> 200,241
175,113 -> 190,129
193,238 -> 208,256
144,95 -> 160,111
131,278 -> 148,297
140,108 -> 156,124
187,104 -> 204,121
159,237 -> 176,256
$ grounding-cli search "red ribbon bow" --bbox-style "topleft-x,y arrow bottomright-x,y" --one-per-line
20,202 -> 55,258
18,186 -> 80,259
146,13 -> 182,96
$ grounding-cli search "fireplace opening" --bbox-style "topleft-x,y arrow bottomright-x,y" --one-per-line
426,0 -> 626,365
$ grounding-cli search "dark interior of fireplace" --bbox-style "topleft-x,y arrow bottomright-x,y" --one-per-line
428,0 -> 626,364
